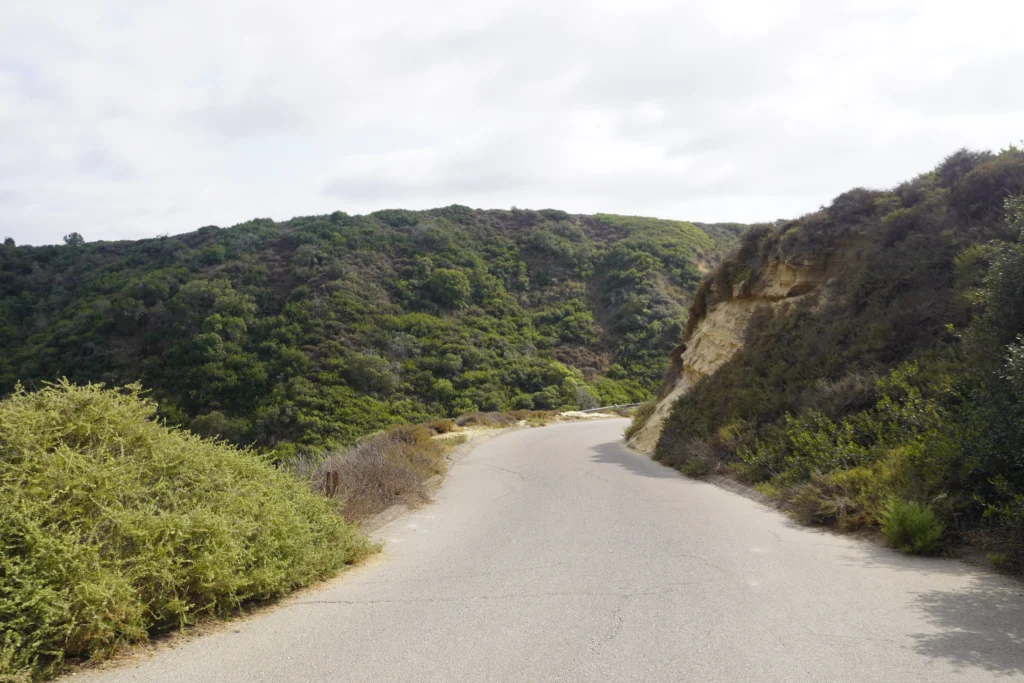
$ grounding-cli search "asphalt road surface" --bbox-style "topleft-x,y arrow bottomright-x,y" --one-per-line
74,419 -> 1024,682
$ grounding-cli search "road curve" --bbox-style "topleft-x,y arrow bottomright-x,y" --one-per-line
75,419 -> 1023,682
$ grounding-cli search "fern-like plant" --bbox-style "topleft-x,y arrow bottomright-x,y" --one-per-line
878,496 -> 944,555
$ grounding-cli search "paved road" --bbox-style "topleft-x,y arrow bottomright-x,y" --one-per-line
76,419 -> 1023,682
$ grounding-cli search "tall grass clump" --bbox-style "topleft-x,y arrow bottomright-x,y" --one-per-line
0,381 -> 372,681
879,497 -> 945,555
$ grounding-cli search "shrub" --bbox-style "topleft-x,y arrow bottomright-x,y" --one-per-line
454,411 -> 518,429
443,433 -> 468,447
783,468 -> 883,530
0,382 -> 371,681
680,459 -> 709,478
525,413 -> 552,428
657,435 -> 727,478
505,409 -> 538,421
455,411 -> 488,427
427,419 -> 458,434
980,487 -> 1024,572
949,151 -> 1024,222
624,400 -> 656,441
574,385 -> 599,410
738,411 -> 871,485
878,497 -> 945,555
427,268 -> 472,308
313,425 -> 446,522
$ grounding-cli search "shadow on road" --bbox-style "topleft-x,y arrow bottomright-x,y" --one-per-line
826,519 -> 1024,675
589,433 -> 1024,675
589,441 -> 680,479
907,574 -> 1024,676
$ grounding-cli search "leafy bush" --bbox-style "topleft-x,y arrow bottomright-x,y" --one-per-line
878,497 -> 945,555
680,458 -> 709,478
427,268 -> 472,309
983,491 -> 1024,571
783,468 -> 884,530
736,411 -> 871,485
0,382 -> 371,681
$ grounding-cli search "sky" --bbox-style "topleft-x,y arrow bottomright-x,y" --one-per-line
1,0 -> 1023,246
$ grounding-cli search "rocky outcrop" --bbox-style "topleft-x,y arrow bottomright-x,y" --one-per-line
627,238 -> 868,454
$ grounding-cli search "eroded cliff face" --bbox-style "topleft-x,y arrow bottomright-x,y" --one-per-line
627,239 -> 867,454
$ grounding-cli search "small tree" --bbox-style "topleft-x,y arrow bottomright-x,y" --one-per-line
428,268 -> 472,309
3,237 -> 13,247
63,232 -> 85,246
575,385 -> 599,410
344,353 -> 398,396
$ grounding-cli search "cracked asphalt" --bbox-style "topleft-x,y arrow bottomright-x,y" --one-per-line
74,419 -> 1024,682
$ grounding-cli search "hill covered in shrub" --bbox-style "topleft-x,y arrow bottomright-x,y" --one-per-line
0,209 -> 741,456
0,381 -> 372,680
647,147 -> 1024,565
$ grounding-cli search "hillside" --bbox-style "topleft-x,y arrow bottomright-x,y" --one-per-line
0,207 -> 740,456
630,147 -> 1024,566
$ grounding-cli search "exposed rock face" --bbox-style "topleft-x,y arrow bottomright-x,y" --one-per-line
627,297 -> 761,453
627,239 -> 868,454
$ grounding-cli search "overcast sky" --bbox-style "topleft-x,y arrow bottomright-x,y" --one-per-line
2,0 -> 1023,245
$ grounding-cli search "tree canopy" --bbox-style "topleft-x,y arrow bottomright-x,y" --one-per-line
0,207 -> 740,456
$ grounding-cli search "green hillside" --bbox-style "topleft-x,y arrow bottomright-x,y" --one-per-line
0,207 -> 740,457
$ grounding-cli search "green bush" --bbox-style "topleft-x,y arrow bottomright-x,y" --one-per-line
624,400 -> 656,441
427,268 -> 472,309
878,497 -> 945,555
680,458 -> 709,478
783,468 -> 884,531
0,382 -> 372,681
984,492 -> 1024,571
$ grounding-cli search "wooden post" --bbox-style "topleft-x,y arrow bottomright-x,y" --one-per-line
325,471 -> 340,498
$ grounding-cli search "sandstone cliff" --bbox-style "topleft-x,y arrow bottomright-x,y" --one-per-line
627,236 -> 868,453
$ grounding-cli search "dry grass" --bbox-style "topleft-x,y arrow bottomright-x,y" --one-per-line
437,433 -> 468,447
455,411 -> 519,428
307,425 -> 447,523
454,409 -> 565,429
294,412 -> 553,527
426,418 -> 458,434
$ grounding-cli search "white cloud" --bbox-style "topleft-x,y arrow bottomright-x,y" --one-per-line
1,0 -> 1022,244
